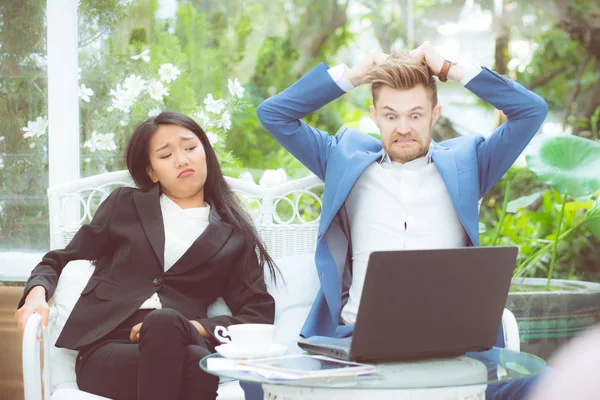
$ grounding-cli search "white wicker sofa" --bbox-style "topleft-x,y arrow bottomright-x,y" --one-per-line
21,170 -> 520,400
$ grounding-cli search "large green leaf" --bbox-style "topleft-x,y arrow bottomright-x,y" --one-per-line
586,199 -> 600,240
526,135 -> 600,197
507,192 -> 542,213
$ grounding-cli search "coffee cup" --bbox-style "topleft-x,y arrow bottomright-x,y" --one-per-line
214,323 -> 275,350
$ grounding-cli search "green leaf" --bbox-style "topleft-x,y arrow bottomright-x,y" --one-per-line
479,222 -> 486,233
526,135 -> 600,197
507,192 -> 542,213
562,200 -> 595,213
586,199 -> 600,240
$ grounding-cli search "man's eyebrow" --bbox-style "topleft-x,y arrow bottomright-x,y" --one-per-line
382,105 -> 425,113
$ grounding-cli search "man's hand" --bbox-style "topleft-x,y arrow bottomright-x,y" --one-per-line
346,51 -> 388,87
409,41 -> 465,82
15,286 -> 49,337
408,41 -> 444,75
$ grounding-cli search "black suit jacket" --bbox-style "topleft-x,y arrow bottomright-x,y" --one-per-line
19,185 -> 275,350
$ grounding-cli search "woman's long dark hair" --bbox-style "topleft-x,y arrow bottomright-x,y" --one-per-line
125,110 -> 278,289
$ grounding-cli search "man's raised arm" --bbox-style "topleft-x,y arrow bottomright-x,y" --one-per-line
257,52 -> 387,179
410,41 -> 548,198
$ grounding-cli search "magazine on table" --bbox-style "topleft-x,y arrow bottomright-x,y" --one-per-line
207,354 -> 376,380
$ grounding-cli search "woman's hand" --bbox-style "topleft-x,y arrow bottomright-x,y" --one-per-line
129,320 -> 208,343
15,286 -> 49,337
189,320 -> 209,337
130,322 -> 142,342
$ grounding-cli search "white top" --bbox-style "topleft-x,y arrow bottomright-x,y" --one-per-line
139,194 -> 210,309
326,64 -> 478,325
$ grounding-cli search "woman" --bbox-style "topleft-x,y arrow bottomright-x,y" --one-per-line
16,111 -> 277,400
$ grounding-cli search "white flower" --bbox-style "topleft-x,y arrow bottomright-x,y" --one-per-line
238,171 -> 255,184
123,74 -> 146,97
259,169 -> 288,188
22,116 -> 48,139
148,108 -> 162,117
193,110 -> 211,128
83,131 -> 100,152
158,63 -> 181,83
0,157 -> 4,169
147,80 -> 169,101
227,78 -> 245,98
98,133 -> 117,151
131,49 -> 150,62
217,111 -> 231,131
109,84 -> 137,113
84,157 -> 91,163
206,131 -> 219,145
0,136 -> 5,142
204,94 -> 225,114
79,84 -> 94,102
84,132 -> 117,152
29,143 -> 36,148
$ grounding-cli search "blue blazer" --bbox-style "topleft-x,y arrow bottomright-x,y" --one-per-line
257,63 -> 548,339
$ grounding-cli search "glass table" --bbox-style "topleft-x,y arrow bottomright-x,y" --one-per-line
201,347 -> 546,400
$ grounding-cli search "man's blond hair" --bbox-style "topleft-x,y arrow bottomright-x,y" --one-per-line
365,50 -> 438,108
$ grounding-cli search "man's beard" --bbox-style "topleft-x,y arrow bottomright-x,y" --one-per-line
386,131 -> 430,163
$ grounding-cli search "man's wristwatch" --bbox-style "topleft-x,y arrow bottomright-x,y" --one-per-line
438,60 -> 456,82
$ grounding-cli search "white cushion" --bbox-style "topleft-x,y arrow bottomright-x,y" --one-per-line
48,260 -> 95,392
265,253 -> 320,349
51,383 -> 110,400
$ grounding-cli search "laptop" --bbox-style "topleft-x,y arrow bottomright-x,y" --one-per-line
298,246 -> 518,362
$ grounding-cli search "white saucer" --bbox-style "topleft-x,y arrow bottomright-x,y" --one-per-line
215,343 -> 288,359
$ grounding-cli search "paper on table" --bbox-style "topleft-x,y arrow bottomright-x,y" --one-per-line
206,357 -> 302,380
207,354 -> 376,381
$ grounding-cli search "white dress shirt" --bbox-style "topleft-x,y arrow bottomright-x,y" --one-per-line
327,63 -> 480,324
139,194 -> 210,310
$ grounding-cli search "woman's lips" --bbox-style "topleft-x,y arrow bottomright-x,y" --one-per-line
177,168 -> 194,178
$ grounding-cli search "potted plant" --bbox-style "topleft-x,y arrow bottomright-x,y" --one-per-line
490,134 -> 600,360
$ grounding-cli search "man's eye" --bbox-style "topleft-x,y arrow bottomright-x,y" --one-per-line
386,114 -> 396,120
410,114 -> 421,120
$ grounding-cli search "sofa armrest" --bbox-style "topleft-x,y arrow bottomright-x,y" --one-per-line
502,308 -> 520,352
22,307 -> 57,400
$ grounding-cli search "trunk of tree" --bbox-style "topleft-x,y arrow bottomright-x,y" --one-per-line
291,0 -> 349,77
432,116 -> 460,141
492,4 -> 510,76
554,0 -> 600,134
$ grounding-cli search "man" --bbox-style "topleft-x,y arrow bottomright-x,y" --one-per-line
255,41 -> 547,399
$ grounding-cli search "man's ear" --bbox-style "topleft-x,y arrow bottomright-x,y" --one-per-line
146,165 -> 159,183
431,104 -> 442,126
370,105 -> 378,128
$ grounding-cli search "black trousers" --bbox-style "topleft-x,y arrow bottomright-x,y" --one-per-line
76,308 -> 219,400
